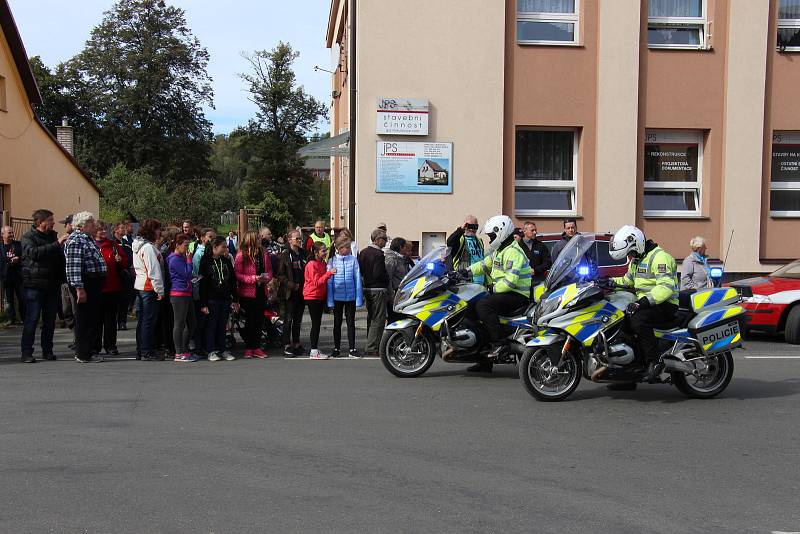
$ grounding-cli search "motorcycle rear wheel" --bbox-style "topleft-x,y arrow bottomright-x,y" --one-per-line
671,351 -> 734,399
519,348 -> 581,402
380,330 -> 436,378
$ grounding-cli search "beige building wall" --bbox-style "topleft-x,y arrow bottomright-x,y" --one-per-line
0,30 -> 99,223
721,0 -> 770,273
353,0 -> 506,250
594,0 -> 641,233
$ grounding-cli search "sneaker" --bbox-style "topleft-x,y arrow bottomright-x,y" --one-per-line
244,349 -> 254,359
348,349 -> 360,358
310,349 -> 329,360
74,355 -> 102,363
174,353 -> 189,362
283,345 -> 295,357
187,354 -> 202,362
222,351 -> 235,361
293,344 -> 305,356
21,354 -> 36,363
252,348 -> 268,359
331,348 -> 341,358
208,352 -> 221,362
42,353 -> 57,361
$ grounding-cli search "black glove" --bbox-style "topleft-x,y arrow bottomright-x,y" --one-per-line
637,296 -> 651,309
456,268 -> 471,279
625,302 -> 640,315
597,277 -> 615,289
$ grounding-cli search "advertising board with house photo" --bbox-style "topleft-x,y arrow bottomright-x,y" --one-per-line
376,141 -> 453,193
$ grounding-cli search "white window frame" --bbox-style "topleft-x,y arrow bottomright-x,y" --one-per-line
770,132 -> 800,217
643,129 -> 703,218
647,0 -> 708,50
517,0 -> 580,46
778,1 -> 800,52
514,127 -> 579,217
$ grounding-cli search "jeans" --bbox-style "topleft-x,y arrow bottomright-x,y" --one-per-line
74,277 -> 104,360
3,281 -> 24,322
364,289 -> 387,353
333,300 -> 356,351
136,290 -> 160,355
21,286 -> 60,357
205,299 -> 231,353
282,291 -> 304,345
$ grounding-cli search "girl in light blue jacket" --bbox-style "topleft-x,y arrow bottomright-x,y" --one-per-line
326,237 -> 363,357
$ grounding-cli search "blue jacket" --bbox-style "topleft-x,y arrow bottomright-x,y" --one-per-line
327,253 -> 363,307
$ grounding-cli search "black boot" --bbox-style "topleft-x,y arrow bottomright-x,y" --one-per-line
467,359 -> 493,373
642,361 -> 664,383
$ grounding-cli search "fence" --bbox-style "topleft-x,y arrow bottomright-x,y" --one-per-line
11,217 -> 33,237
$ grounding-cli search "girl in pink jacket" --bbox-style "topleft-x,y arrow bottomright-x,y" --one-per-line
234,232 -> 273,358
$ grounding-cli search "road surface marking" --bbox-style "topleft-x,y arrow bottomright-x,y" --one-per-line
744,356 -> 800,359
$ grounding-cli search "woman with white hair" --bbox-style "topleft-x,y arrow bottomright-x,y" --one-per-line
680,236 -> 710,291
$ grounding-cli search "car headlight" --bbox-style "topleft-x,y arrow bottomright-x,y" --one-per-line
743,294 -> 771,304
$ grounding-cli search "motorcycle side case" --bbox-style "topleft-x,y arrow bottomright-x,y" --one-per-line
688,305 -> 746,354
689,287 -> 741,312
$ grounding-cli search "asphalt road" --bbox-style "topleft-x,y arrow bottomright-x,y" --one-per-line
0,317 -> 799,533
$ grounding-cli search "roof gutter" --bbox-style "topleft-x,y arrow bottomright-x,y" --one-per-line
348,0 -> 357,235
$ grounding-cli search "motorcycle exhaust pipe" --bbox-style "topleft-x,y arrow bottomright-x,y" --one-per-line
662,358 -> 695,374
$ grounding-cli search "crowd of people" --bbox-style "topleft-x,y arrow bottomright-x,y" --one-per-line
0,209 -> 713,366
1,210 -> 417,363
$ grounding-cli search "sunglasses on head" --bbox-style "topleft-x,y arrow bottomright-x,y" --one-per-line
465,223 -> 479,231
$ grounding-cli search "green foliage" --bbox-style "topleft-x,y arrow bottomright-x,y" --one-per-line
236,42 -> 329,227
65,0 -> 214,181
252,191 -> 293,235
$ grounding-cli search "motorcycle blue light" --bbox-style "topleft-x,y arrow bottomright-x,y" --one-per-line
709,267 -> 723,279
426,262 -> 436,271
577,265 -> 590,276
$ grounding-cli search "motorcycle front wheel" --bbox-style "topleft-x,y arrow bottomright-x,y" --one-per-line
519,347 -> 581,402
380,330 -> 436,378
671,351 -> 734,399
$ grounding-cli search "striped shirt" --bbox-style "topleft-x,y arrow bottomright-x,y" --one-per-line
64,231 -> 107,288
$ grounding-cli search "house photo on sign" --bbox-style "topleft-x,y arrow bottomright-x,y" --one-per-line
376,141 -> 453,193
376,98 -> 429,135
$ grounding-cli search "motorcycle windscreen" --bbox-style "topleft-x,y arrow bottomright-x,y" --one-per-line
399,245 -> 451,289
544,235 -> 597,293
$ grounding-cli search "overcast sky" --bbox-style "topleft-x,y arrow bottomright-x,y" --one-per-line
7,0 -> 334,135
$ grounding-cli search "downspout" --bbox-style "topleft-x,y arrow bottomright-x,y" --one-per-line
348,0 -> 357,235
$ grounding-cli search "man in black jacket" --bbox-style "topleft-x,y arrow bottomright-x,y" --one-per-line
20,209 -> 68,362
1,225 -> 24,325
519,221 -> 552,286
358,228 -> 389,356
551,218 -> 579,261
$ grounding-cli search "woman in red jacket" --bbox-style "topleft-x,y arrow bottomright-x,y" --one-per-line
94,221 -> 130,356
303,242 -> 336,359
234,231 -> 273,358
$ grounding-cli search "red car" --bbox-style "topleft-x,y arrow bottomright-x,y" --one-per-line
537,232 -> 630,278
728,260 -> 800,344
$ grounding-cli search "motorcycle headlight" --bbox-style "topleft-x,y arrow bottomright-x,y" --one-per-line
394,284 -> 415,309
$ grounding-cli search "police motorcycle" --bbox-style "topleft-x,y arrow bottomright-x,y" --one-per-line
379,246 -> 535,377
519,234 -> 744,401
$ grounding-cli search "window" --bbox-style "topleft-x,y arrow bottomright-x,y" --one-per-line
770,132 -> 800,217
0,75 -> 7,112
515,129 -> 578,216
643,130 -> 703,217
647,0 -> 707,49
779,0 -> 800,51
517,0 -> 580,45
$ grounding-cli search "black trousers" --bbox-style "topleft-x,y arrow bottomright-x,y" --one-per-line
74,277 -> 104,360
333,300 -> 356,350
628,302 -> 678,360
306,300 -> 325,350
282,291 -> 305,345
94,291 -> 120,352
475,291 -> 529,342
155,296 -> 175,354
240,296 -> 266,350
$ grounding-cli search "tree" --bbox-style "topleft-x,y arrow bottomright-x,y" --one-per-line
238,42 -> 328,226
67,0 -> 214,181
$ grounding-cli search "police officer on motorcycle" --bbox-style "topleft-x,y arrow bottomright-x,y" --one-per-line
461,215 -> 532,373
608,225 -> 679,382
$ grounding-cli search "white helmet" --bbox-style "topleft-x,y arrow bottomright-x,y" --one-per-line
609,225 -> 646,260
482,214 -> 515,255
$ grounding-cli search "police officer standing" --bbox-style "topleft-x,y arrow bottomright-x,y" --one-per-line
465,215 -> 532,373
609,225 -> 678,382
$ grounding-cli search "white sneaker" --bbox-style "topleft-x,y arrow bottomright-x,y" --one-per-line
309,349 -> 329,360
208,351 -> 221,362
222,351 -> 235,361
